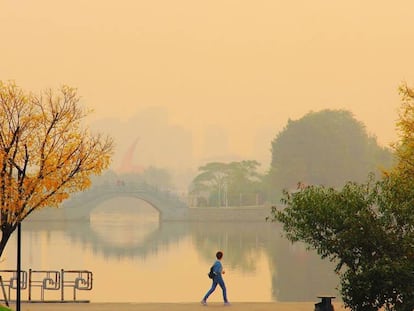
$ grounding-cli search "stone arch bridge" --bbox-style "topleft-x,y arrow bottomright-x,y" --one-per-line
28,183 -> 270,223
59,183 -> 189,221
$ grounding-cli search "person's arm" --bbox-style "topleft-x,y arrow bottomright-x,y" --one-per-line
218,261 -> 225,274
213,261 -> 222,275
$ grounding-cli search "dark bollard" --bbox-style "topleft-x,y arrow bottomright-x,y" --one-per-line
315,296 -> 335,311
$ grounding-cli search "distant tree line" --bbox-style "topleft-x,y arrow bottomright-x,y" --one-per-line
266,109 -> 394,202
190,109 -> 393,207
189,161 -> 265,207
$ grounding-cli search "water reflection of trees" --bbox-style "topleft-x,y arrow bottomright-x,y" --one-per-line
190,222 -> 275,272
25,219 -> 340,301
25,220 -> 189,260
266,233 -> 340,301
190,221 -> 340,302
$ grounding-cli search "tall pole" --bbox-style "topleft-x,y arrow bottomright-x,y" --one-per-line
16,222 -> 21,311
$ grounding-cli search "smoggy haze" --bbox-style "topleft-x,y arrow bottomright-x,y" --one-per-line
1,1 -> 414,180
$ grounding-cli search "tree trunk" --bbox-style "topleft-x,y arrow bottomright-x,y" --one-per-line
0,225 -> 14,258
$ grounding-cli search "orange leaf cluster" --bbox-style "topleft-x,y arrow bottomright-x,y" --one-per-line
0,81 -> 114,226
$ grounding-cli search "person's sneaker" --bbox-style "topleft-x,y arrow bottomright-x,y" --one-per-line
224,302 -> 231,306
200,300 -> 207,306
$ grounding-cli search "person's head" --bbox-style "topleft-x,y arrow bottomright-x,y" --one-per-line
216,251 -> 223,260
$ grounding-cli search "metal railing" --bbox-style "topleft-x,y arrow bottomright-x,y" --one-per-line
0,270 -> 27,303
28,270 -> 60,301
0,276 -> 8,306
61,270 -> 93,301
0,269 -> 93,303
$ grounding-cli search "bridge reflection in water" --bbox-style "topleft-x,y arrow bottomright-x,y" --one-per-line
19,186 -> 341,302
22,197 -> 340,303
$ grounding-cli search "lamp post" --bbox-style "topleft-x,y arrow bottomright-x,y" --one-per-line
16,222 -> 21,311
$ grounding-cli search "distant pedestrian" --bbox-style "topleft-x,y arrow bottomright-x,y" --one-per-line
201,251 -> 230,306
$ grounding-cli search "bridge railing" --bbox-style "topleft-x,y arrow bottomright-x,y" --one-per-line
0,269 -> 93,303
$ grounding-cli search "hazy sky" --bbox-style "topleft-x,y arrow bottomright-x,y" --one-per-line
2,1 -> 414,175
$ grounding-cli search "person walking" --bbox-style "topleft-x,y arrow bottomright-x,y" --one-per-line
201,251 -> 230,306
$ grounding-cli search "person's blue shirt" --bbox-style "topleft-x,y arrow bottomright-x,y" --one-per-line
212,260 -> 223,276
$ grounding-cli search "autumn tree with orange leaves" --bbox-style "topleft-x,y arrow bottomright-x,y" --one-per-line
0,81 -> 113,257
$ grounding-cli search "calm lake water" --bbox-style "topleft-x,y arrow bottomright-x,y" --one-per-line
1,198 -> 340,303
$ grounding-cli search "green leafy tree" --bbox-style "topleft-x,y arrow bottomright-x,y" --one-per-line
190,162 -> 228,207
267,109 -> 393,202
271,174 -> 414,311
270,84 -> 414,311
226,160 -> 264,206
190,160 -> 265,207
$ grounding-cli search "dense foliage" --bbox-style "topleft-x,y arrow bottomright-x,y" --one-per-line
0,81 -> 113,257
272,173 -> 414,311
271,83 -> 414,311
267,109 -> 393,202
190,160 -> 264,207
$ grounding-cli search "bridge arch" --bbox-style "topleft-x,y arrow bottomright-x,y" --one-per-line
60,183 -> 189,222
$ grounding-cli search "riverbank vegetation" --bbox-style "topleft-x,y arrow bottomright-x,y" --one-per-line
271,83 -> 414,311
190,108 -> 393,208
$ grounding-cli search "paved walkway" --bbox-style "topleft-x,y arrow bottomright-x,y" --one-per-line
4,301 -> 347,311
